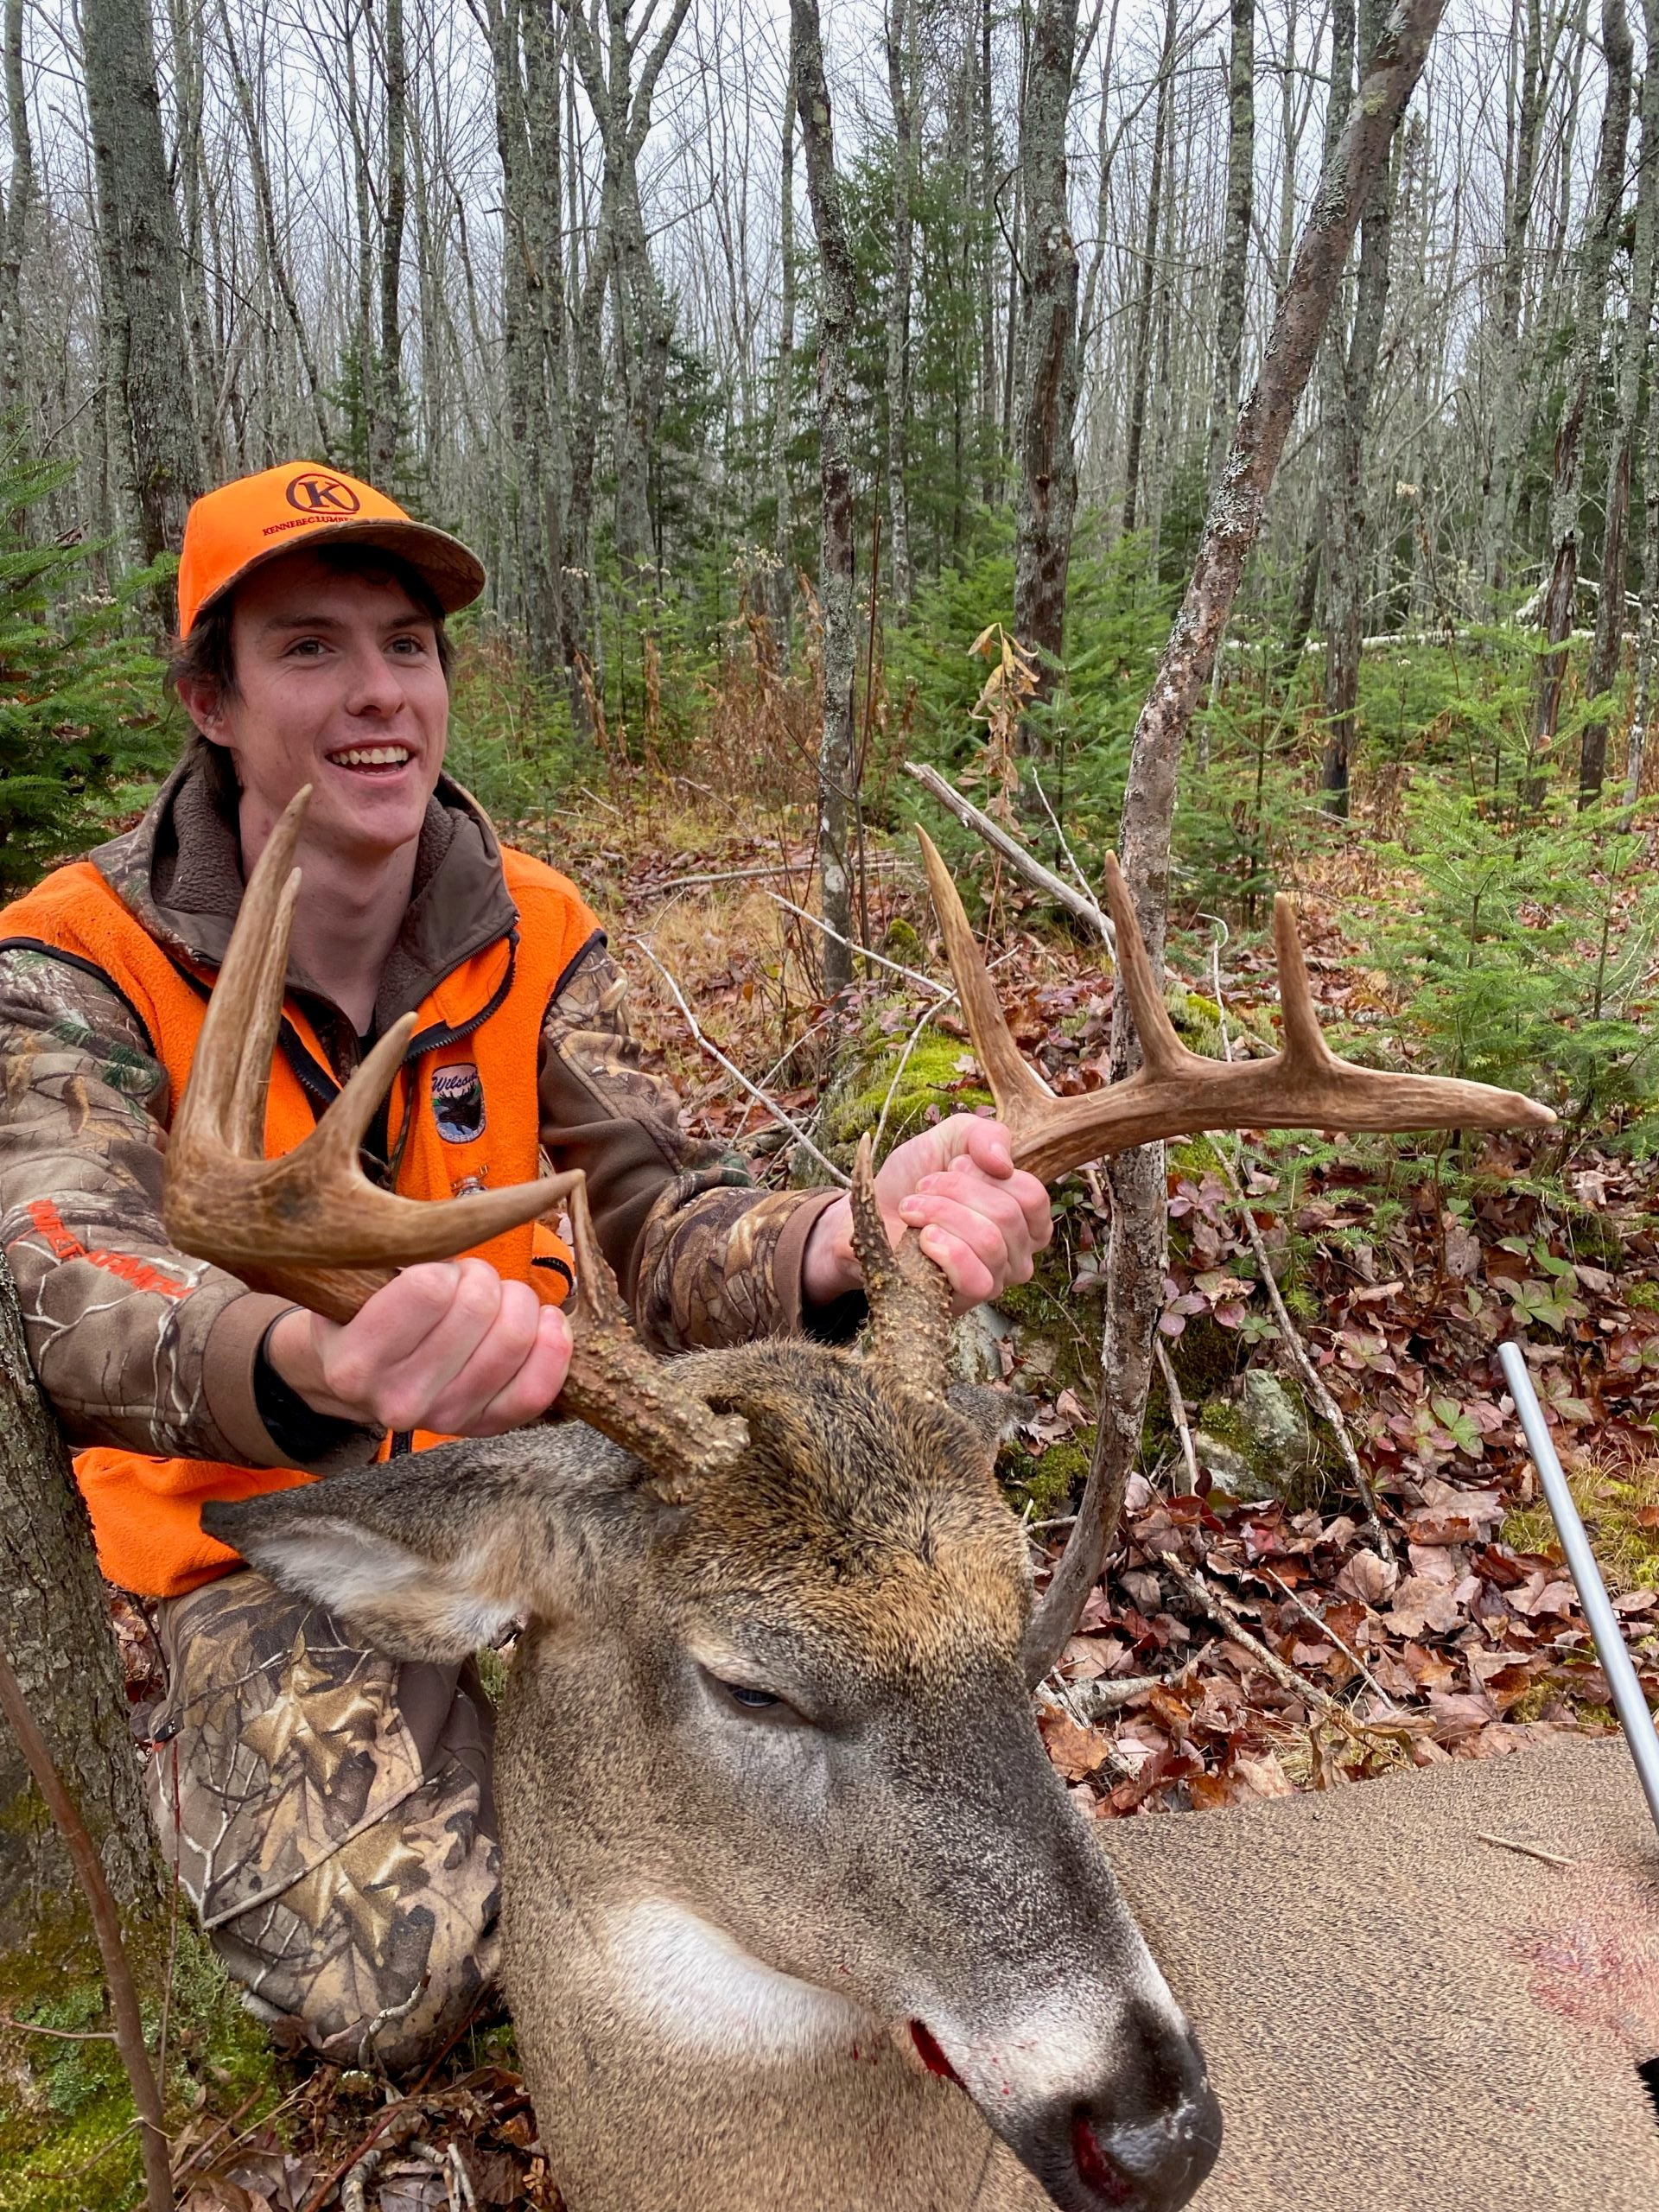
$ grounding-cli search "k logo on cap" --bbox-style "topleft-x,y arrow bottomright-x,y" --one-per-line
285,473 -> 362,516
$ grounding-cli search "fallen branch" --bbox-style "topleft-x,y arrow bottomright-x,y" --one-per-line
0,2011 -> 117,2041
1155,1550 -> 1374,1744
629,938 -> 849,1186
0,1646 -> 171,2212
1154,1339 -> 1199,1496
1256,1561 -> 1399,1711
1477,1831 -> 1578,1868
1064,1673 -> 1168,1719
766,890 -> 951,997
340,2104 -> 428,2212
903,760 -> 1116,942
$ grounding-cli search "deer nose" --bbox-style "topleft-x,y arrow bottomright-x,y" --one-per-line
1059,2004 -> 1223,2212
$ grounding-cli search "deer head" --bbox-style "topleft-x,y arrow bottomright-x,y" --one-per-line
186,791 -> 1551,2212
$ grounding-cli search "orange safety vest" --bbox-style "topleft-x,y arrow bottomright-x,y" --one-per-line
0,845 -> 598,1598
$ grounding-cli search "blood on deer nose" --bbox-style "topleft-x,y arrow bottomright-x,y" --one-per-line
1064,2005 -> 1223,2212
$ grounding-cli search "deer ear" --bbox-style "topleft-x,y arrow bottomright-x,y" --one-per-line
200,1433 -> 632,1663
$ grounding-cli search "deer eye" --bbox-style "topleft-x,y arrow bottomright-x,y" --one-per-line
699,1666 -> 801,1720
721,1680 -> 779,1710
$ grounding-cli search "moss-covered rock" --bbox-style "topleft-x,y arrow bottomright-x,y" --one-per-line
0,1894 -> 280,2212
1195,1370 -> 1326,1509
817,1014 -> 989,1165
999,1434 -> 1093,1522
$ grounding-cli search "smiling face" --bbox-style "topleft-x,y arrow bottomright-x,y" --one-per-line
179,547 -> 451,866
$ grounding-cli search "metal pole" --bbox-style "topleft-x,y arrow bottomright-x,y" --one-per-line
1498,1338 -> 1659,1842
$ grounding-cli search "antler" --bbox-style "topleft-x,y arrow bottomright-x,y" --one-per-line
165,785 -> 747,1495
914,828 -> 1555,1173
849,1134 -> 953,1405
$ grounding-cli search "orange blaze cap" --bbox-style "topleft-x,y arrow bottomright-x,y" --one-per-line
176,461 -> 486,637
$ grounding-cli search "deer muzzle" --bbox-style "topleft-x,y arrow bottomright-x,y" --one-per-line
1001,1997 -> 1221,2212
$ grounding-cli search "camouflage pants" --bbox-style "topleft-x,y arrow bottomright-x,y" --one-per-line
144,1570 -> 501,2074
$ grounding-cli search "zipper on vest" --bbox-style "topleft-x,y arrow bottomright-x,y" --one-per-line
390,1430 -> 414,1459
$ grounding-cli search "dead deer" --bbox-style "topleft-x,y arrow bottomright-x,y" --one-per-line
168,791 -> 1594,2212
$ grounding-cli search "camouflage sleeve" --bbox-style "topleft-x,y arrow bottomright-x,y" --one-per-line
537,938 -> 846,1352
0,945 -> 370,1470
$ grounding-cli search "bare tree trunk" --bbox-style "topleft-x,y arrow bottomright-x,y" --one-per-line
1581,0 -> 1659,804
1205,0 -> 1255,497
0,0 -> 32,415
371,0 -> 409,484
82,0 -> 204,568
166,0 -> 221,480
1122,0 -> 1177,536
1533,0 -> 1632,767
979,0 -> 999,505
792,0 -> 858,995
772,54 -> 798,652
216,0 -> 332,460
1629,10 -> 1659,809
1321,0 -> 1400,814
1481,0 -> 1544,599
884,0 -> 915,617
489,0 -> 574,696
1011,0 -> 1083,704
0,1261 -> 161,1932
1025,0 -> 1450,1679
566,0 -> 692,592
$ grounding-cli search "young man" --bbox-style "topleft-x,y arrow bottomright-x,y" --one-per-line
0,463 -> 1052,2069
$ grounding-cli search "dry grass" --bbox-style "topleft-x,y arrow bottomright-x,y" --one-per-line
1503,1442 -> 1659,1592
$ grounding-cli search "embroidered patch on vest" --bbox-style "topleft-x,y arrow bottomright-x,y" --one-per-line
432,1063 -> 486,1143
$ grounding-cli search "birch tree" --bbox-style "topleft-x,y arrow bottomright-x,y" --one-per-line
1321,0 -> 1402,813
1011,0 -> 1083,703
1032,0 -> 1452,1675
1580,0 -> 1659,803
1533,0 -> 1632,763
884,0 -> 916,615
1205,0 -> 1254,498
792,0 -> 857,993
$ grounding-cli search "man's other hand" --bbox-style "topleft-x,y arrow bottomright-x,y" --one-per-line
265,1260 -> 572,1437
802,1115 -> 1052,1317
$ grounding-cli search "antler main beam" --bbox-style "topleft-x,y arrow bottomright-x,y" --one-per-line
915,830 -> 1554,1175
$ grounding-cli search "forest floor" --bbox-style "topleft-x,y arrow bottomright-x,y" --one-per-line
60,774 -> 1659,2209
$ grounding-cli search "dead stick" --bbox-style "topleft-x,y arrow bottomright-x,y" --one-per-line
1206,940 -> 1395,1560
1066,1673 -> 1169,1719
1154,1339 -> 1199,1496
902,760 -> 1116,940
0,1647 -> 171,2212
1255,1562 -> 1400,1710
1154,1551 -> 1370,1742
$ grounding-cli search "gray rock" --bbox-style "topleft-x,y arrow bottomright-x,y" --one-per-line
1194,1371 -> 1322,1505
1192,1429 -> 1267,1499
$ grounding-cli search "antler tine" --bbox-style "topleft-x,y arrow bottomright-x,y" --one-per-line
226,861 -> 302,1156
553,1171 -> 749,1501
174,786 -> 311,1166
1098,853 -> 1197,1084
914,840 -> 1555,1186
1270,892 -> 1338,1067
916,828 -> 1053,1137
849,1134 -> 953,1404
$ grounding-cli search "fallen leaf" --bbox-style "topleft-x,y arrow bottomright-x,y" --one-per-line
1336,1548 -> 1399,1605
1039,1709 -> 1114,1782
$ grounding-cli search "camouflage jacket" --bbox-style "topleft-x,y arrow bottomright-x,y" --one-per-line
0,756 -> 841,1477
